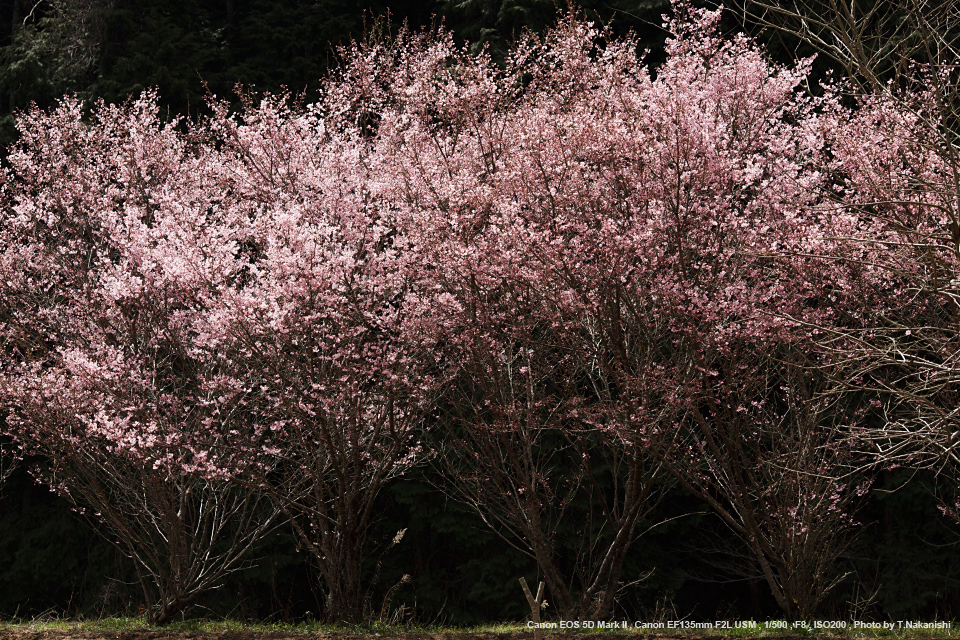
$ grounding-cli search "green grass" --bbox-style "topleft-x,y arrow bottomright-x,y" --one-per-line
0,617 -> 958,638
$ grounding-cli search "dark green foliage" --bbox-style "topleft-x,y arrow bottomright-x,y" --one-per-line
0,0 -> 672,131
93,1 -> 223,117
0,0 -> 114,147
0,0 -> 444,136
371,470 -> 532,625
0,465 -> 132,617
195,528 -> 320,622
619,486 -> 711,618
436,0 -> 670,64
845,470 -> 960,620
225,0 -> 366,98
436,0 -> 557,55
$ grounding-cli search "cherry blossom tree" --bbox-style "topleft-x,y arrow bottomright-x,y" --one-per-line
533,4 -> 873,619
0,81 -> 445,622
0,95 -> 282,624
358,19 -> 675,619
170,84 -> 449,622
665,343 -> 872,618
624,8 -> 876,617
369,2 -> 870,619
431,269 -> 667,620
804,90 -> 960,474
737,0 -> 960,480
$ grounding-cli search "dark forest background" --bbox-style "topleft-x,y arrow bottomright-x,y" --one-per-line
0,0 -> 957,624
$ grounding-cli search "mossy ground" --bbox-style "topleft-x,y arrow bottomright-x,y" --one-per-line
0,618 -> 958,640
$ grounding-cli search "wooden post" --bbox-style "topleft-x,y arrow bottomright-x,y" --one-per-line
519,577 -> 545,640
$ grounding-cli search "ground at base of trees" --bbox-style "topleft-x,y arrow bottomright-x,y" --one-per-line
0,630 -> 954,640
